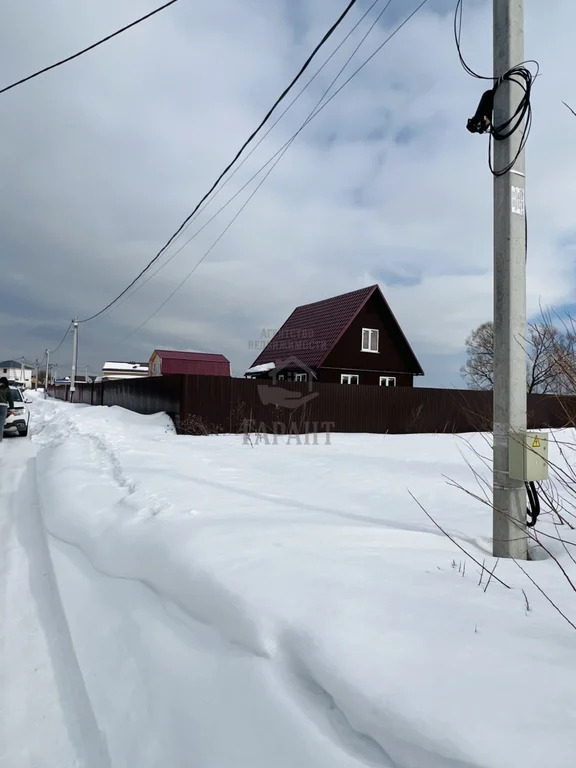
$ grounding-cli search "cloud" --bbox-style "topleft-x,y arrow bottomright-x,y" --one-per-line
1,0 -> 575,387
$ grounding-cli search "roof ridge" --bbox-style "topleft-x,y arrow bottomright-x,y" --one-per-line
293,284 -> 377,311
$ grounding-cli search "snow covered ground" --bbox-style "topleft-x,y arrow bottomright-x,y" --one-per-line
1,394 -> 575,767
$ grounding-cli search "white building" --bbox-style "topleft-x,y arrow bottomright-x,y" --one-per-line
101,361 -> 149,381
0,360 -> 34,389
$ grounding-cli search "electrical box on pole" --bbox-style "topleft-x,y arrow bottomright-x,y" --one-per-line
509,432 -> 549,482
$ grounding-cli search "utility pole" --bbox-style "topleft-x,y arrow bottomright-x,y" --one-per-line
45,349 -> 50,389
20,358 -> 25,388
34,359 -> 39,390
70,318 -> 79,400
492,0 -> 528,559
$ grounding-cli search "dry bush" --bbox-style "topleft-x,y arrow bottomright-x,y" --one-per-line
180,414 -> 224,436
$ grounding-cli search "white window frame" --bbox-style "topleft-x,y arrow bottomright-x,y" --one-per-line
277,374 -> 285,380
294,373 -> 307,382
379,376 -> 396,387
361,328 -> 379,353
341,374 -> 359,384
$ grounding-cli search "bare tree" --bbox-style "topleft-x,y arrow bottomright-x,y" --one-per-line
541,309 -> 576,393
461,319 -> 576,393
461,322 -> 494,390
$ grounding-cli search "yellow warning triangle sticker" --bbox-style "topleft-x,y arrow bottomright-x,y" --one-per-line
532,436 -> 541,448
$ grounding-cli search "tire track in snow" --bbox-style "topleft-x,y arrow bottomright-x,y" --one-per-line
13,453 -> 112,768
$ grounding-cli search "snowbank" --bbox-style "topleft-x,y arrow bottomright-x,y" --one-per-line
29,397 -> 576,767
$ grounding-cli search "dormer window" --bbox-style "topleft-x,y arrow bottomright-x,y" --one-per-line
361,328 -> 379,353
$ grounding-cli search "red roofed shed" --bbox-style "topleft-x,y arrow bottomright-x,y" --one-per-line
149,350 -> 230,377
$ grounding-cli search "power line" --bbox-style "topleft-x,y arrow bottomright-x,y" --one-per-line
49,321 -> 73,354
118,0 -> 429,340
77,0 -> 363,324
141,0 -> 385,257
0,0 -> 180,96
95,0 -> 388,318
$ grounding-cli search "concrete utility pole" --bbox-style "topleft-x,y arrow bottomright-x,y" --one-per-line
34,359 -> 39,390
20,358 -> 25,387
45,349 -> 50,388
70,318 -> 79,398
492,0 -> 528,559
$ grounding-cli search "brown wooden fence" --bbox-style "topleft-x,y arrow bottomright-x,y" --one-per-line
48,375 -> 576,435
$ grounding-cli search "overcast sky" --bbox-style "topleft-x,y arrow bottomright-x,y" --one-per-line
1,0 -> 575,386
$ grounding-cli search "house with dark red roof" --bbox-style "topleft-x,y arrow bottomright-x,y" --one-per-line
244,285 -> 423,386
149,349 -> 230,377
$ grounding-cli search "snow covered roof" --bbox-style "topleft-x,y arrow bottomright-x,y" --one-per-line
245,362 -> 275,374
102,361 -> 149,372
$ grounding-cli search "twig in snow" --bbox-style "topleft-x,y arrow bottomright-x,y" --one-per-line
408,490 -> 511,589
522,588 -> 531,613
483,558 -> 500,593
525,530 -> 576,594
554,521 -> 576,567
512,558 -> 576,632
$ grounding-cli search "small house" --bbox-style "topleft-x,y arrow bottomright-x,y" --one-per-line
149,349 -> 231,377
245,284 -> 423,386
0,359 -> 34,389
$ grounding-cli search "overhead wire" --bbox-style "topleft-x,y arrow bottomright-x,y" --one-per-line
96,0 -> 389,319
48,321 -> 73,355
0,0 -> 180,96
26,322 -> 73,388
77,0 -> 363,324
117,0 -> 430,342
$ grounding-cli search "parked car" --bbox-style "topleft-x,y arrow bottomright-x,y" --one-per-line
3,387 -> 30,437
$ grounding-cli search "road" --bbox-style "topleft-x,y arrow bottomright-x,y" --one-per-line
0,436 -> 110,767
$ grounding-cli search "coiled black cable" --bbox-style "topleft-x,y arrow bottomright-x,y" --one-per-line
454,0 -> 538,177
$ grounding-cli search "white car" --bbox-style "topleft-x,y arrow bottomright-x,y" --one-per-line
4,387 -> 31,437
